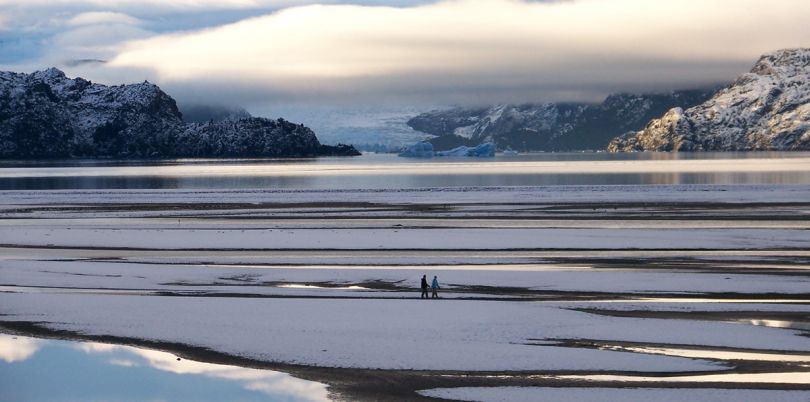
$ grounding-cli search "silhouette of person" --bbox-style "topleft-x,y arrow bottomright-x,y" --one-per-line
431,275 -> 440,299
420,275 -> 429,299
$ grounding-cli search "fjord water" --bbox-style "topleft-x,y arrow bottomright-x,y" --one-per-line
0,152 -> 809,190
0,334 -> 328,402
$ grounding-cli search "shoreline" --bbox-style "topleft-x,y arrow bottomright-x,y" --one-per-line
2,187 -> 809,400
3,321 -> 810,402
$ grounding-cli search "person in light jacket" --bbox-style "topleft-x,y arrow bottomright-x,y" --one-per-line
431,275 -> 440,299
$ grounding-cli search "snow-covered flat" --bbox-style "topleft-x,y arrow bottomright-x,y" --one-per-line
419,387 -> 810,402
0,292 -> 787,371
3,259 -> 810,296
1,183 -> 809,400
2,184 -> 810,205
1,227 -> 806,250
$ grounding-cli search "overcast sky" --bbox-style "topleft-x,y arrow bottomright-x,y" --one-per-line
2,0 -> 810,111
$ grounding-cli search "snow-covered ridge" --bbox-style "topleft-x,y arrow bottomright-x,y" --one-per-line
0,68 -> 358,158
609,48 -> 810,152
407,90 -> 715,151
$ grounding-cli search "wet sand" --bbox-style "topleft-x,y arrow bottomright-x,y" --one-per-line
2,318 -> 809,402
2,187 -> 810,401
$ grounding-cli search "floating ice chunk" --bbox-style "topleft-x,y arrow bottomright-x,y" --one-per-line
435,143 -> 496,157
469,142 -> 496,157
399,142 -> 495,158
434,145 -> 470,157
398,142 -> 434,158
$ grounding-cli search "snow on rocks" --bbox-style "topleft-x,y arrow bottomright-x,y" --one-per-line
407,90 -> 713,151
0,68 -> 357,158
609,48 -> 810,151
418,387 -> 810,402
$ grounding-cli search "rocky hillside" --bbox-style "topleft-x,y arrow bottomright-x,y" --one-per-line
407,90 -> 715,151
609,49 -> 810,152
0,68 -> 358,158
178,103 -> 251,124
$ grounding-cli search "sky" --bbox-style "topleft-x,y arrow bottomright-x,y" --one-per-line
2,0 -> 810,113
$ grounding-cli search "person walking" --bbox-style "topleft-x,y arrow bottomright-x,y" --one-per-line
420,274 -> 429,299
431,275 -> 440,299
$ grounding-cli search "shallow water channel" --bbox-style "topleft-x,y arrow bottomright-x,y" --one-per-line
0,334 -> 329,402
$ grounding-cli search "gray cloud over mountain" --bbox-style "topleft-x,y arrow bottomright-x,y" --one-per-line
2,0 -> 810,110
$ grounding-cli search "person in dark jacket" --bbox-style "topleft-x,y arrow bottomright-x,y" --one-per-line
431,275 -> 440,299
420,275 -> 429,299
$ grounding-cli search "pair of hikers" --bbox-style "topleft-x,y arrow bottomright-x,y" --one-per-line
420,275 -> 440,299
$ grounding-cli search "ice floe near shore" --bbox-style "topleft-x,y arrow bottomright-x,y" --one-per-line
398,142 -> 495,158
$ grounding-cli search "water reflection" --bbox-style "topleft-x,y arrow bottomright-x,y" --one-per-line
0,335 -> 42,363
421,386 -> 810,402
1,153 -> 809,189
605,345 -> 810,363
587,298 -> 810,304
1,152 -> 808,169
745,319 -> 810,332
553,340 -> 810,385
555,372 -> 810,384
0,334 -> 329,402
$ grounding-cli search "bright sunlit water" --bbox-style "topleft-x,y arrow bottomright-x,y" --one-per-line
0,152 -> 809,189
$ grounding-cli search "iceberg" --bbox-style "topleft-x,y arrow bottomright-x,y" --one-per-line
435,143 -> 496,158
398,142 -> 496,158
469,142 -> 496,157
434,146 -> 469,157
398,142 -> 434,158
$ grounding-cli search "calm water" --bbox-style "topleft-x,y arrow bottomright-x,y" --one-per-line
0,334 -> 328,402
0,152 -> 809,190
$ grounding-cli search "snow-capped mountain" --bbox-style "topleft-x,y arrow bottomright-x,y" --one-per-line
609,48 -> 810,152
0,68 -> 358,158
407,90 -> 715,151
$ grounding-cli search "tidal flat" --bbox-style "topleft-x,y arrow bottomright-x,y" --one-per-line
1,184 -> 809,401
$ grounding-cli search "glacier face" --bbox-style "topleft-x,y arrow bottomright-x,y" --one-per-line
0,68 -> 358,158
406,90 -> 714,152
609,48 -> 810,152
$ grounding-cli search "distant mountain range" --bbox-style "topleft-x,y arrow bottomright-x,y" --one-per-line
410,48 -> 810,152
407,90 -> 716,151
609,48 -> 810,151
0,68 -> 358,159
5,48 -> 808,158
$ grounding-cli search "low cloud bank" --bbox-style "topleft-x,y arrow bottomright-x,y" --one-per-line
3,0 -> 810,107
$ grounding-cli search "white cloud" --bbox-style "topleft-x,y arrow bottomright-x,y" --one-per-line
104,0 -> 810,105
73,343 -> 330,401
74,342 -> 119,353
0,334 -> 42,363
109,358 -> 140,367
4,0 -> 809,106
0,0 -> 396,12
56,24 -> 151,51
0,0 -> 429,73
0,0 -> 261,9
67,11 -> 142,27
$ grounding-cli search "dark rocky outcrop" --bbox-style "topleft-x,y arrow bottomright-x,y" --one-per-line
0,68 -> 359,158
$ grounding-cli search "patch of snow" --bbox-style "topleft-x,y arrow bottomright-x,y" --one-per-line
0,292 -> 739,371
418,387 -> 810,402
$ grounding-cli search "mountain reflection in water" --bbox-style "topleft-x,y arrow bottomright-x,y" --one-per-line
1,153 -> 809,190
